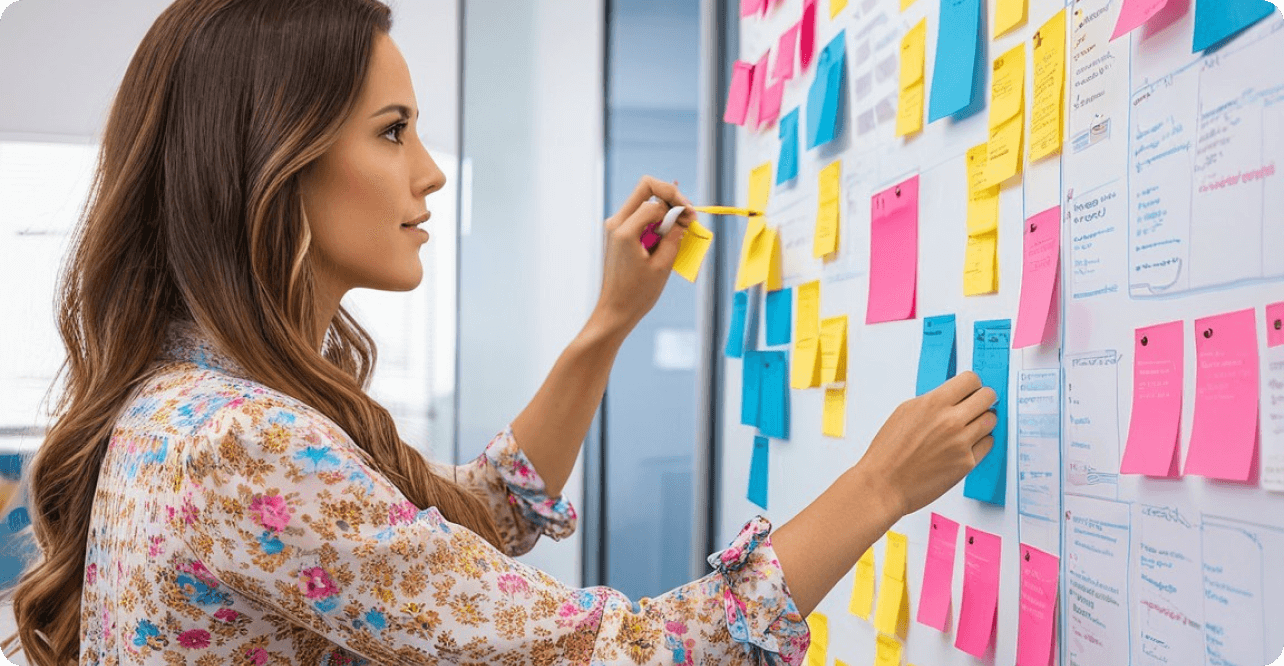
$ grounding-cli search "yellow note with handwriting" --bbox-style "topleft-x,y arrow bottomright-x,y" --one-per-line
1030,9 -> 1066,161
896,19 -> 927,137
967,143 -> 1000,235
964,230 -> 999,295
986,43 -> 1026,184
815,160 -> 842,257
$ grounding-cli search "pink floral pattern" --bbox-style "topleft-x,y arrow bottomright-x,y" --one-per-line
76,319 -> 808,664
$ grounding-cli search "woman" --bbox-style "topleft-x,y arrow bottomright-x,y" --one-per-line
2,0 -> 997,663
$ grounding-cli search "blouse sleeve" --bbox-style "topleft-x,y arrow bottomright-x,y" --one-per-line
425,426 -> 577,558
178,402 -> 810,665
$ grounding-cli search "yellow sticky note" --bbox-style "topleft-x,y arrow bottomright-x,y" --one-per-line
673,220 -> 714,282
899,19 -> 927,90
734,218 -> 768,291
805,612 -> 829,666
792,337 -> 823,389
820,315 -> 848,384
823,386 -> 846,438
765,228 -> 783,291
896,83 -> 925,137
815,160 -> 842,257
963,230 -> 999,295
748,162 -> 773,213
831,0 -> 848,18
875,634 -> 904,666
901,0 -> 918,9
966,144 -> 1000,235
874,532 -> 910,638
1030,9 -> 1066,161
740,227 -> 783,292
995,0 -> 1027,38
796,280 -> 821,341
986,43 -> 1026,185
850,548 -> 877,619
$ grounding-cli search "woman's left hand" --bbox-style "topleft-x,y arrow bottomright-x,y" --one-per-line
592,175 -> 697,337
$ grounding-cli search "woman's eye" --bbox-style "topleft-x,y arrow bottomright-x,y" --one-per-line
383,121 -> 408,144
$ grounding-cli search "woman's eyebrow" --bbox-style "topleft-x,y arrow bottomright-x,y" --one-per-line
369,104 -> 420,120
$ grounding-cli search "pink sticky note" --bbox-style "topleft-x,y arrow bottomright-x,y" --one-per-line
1120,321 -> 1184,477
955,527 -> 1001,658
867,176 -> 919,324
917,513 -> 959,632
1013,206 -> 1061,348
1184,308 -> 1260,481
800,0 -> 818,71
774,22 -> 800,81
1016,544 -> 1059,666
741,0 -> 766,18
1267,302 -> 1284,348
748,51 -> 770,127
1142,0 -> 1189,40
723,61 -> 754,125
758,79 -> 785,128
1111,0 -> 1170,40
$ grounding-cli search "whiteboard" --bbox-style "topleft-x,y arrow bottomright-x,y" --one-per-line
716,1 -> 1284,665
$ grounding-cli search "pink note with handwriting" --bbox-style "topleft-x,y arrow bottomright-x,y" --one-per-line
723,61 -> 754,125
1267,302 -> 1284,348
955,527 -> 1001,658
917,512 -> 959,632
1017,544 -> 1059,666
1120,320 -> 1184,477
1111,0 -> 1170,40
749,51 -> 770,127
800,0 -> 818,71
759,78 -> 785,128
774,22 -> 800,81
1013,206 -> 1061,349
867,175 -> 919,324
1184,308 -> 1260,481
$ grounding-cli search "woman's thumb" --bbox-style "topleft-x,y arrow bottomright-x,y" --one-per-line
651,223 -> 686,269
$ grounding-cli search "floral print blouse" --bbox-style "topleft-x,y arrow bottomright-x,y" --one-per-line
77,319 -> 809,664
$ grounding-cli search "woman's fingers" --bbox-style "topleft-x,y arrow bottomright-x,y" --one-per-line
609,176 -> 692,231
971,436 -> 995,465
929,371 -> 984,407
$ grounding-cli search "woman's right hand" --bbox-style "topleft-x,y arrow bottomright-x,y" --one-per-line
854,371 -> 998,517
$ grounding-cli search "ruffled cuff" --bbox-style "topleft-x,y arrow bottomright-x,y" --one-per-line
706,515 -> 810,665
482,426 -> 578,541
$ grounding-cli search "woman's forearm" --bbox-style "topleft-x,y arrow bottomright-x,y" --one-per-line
509,315 -> 627,498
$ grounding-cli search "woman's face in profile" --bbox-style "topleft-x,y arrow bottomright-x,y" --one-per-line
298,33 -> 447,299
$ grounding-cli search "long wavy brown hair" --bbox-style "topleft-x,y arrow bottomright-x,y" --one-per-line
1,0 -> 503,663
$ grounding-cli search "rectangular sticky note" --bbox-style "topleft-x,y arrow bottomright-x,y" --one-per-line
917,513 -> 960,631
750,51 -> 770,126
1120,321 -> 1184,477
1013,206 -> 1061,349
1030,10 -> 1066,161
796,280 -> 821,340
820,316 -> 848,384
995,0 -> 1028,38
831,0 -> 848,18
801,0 -> 818,71
917,314 -> 958,396
792,336 -> 822,389
823,386 -> 846,437
734,219 -> 767,291
896,19 -> 928,137
778,108 -> 801,184
850,548 -> 876,619
741,346 -> 763,426
747,435 -> 769,509
955,527 -> 1002,657
1193,0 -> 1275,52
726,290 -> 749,358
757,351 -> 791,440
766,288 -> 793,346
875,634 -> 903,666
674,220 -> 714,282
775,22 -> 800,81
965,319 -> 1011,505
967,143 -> 1000,234
896,81 -> 926,137
875,531 -> 911,637
928,0 -> 982,121
815,160 -> 842,257
807,31 -> 847,148
1184,308 -> 1260,481
1113,0 -> 1170,39
805,612 -> 828,666
963,231 -> 999,296
1016,544 -> 1059,666
749,162 -> 773,213
737,226 -> 782,292
867,175 -> 919,324
724,60 -> 754,125
759,78 -> 786,129
986,43 -> 1026,185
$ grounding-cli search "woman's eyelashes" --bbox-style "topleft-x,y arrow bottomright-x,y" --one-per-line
382,121 -> 408,144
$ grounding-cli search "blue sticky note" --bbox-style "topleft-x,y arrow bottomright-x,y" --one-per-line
916,314 -> 958,396
807,31 -> 847,149
747,435 -> 769,510
741,350 -> 764,427
1193,0 -> 1274,52
757,351 -> 791,440
964,319 -> 1011,506
777,108 -> 801,184
766,288 -> 793,346
928,0 -> 982,122
726,291 -> 749,358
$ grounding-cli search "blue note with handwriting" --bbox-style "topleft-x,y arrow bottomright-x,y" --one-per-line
778,108 -> 801,184
766,287 -> 793,346
965,319 -> 1010,506
928,0 -> 982,121
757,351 -> 791,440
917,314 -> 958,396
748,435 -> 769,509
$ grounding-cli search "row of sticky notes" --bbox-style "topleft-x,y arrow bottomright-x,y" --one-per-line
1120,303 -> 1283,482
